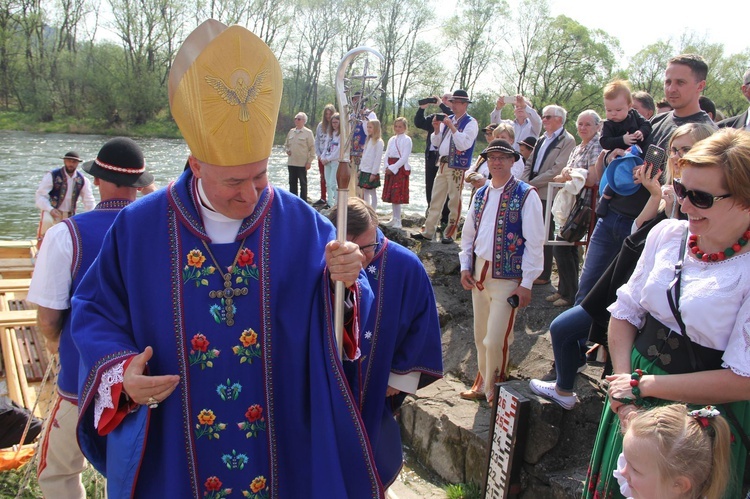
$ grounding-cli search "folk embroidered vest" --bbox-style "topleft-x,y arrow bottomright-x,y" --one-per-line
49,168 -> 85,213
443,114 -> 476,170
472,178 -> 534,279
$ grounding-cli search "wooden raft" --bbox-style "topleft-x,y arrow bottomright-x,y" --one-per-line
0,240 -> 49,414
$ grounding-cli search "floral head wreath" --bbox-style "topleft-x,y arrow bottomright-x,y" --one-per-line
688,406 -> 720,435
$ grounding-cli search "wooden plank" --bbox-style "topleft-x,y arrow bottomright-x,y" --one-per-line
0,270 -> 34,279
0,310 -> 37,328
0,241 -> 35,259
0,258 -> 35,269
0,279 -> 32,293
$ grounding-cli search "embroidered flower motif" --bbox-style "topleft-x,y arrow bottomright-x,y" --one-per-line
237,404 -> 266,438
242,476 -> 268,498
204,476 -> 232,498
232,249 -> 259,285
233,328 -> 262,364
364,330 -> 373,340
210,302 -> 237,325
192,333 -> 209,352
195,409 -> 226,440
237,248 -> 254,267
188,249 -> 207,268
367,265 -> 377,275
189,333 -> 220,369
216,379 -> 242,401
183,249 -> 216,287
221,449 -> 249,470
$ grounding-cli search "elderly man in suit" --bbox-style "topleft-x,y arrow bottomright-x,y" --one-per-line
718,68 -> 750,130
522,104 -> 575,285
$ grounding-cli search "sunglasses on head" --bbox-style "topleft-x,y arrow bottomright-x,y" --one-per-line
672,179 -> 731,209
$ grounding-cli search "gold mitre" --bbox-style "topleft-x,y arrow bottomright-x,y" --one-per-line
168,20 -> 283,166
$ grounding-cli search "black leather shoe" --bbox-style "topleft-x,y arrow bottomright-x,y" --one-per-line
441,236 -> 454,244
412,233 -> 431,241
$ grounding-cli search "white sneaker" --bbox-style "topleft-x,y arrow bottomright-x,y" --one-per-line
383,219 -> 402,228
529,379 -> 578,410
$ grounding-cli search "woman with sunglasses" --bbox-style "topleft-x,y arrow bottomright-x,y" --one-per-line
632,123 -> 715,230
584,128 -> 750,498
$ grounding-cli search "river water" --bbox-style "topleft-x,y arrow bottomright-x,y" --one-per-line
0,130 -> 472,241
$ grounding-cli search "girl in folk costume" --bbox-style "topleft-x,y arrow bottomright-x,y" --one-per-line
616,404 -> 731,499
358,119 -> 384,209
320,112 -> 341,208
381,117 -> 412,228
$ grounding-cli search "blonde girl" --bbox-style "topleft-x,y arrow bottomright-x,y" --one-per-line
381,117 -> 412,228
617,404 -> 731,499
358,119 -> 384,209
320,113 -> 341,208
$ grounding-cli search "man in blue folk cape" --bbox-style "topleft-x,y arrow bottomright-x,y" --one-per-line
330,199 -> 443,487
71,20 -> 382,498
28,137 -> 153,498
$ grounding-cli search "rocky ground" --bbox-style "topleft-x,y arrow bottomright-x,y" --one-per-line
378,214 -> 609,498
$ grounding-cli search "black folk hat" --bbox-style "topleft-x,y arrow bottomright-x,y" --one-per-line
480,139 -> 521,162
519,136 -> 537,150
82,137 -> 154,188
61,151 -> 83,162
449,89 -> 472,103
483,123 -> 499,133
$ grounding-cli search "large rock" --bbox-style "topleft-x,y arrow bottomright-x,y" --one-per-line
384,218 -> 607,498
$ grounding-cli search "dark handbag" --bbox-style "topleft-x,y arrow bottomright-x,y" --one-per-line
559,194 -> 592,243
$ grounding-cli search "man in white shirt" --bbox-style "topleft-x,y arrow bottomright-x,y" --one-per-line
458,139 -> 544,401
490,94 -> 542,151
34,151 -> 96,246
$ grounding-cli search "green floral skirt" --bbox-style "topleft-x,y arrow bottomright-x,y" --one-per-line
583,348 -> 749,499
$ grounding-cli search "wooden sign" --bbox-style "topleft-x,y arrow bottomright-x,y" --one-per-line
482,384 -> 530,498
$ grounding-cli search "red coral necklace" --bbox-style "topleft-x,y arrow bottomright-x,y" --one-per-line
688,227 -> 750,262
201,237 -> 249,327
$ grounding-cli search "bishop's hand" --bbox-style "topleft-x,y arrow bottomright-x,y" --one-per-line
123,346 -> 180,406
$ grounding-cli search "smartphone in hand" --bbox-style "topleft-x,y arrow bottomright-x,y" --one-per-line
507,295 -> 519,308
644,144 -> 667,179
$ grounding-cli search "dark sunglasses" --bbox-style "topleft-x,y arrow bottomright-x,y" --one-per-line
673,179 -> 731,209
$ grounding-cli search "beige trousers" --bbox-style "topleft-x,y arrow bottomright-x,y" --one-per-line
423,162 -> 464,238
37,396 -> 86,498
470,258 -> 519,399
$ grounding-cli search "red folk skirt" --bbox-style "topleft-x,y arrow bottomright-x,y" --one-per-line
382,158 -> 409,204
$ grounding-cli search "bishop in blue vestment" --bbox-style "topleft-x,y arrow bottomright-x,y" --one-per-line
71,21 -> 383,499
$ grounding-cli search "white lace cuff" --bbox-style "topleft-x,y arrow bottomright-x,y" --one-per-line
725,362 -> 750,378
94,360 -> 126,428
609,306 -> 646,330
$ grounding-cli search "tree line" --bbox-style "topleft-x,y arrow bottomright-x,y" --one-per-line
1,0 -> 748,136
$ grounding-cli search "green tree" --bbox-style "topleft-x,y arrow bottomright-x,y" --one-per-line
444,0 -> 509,94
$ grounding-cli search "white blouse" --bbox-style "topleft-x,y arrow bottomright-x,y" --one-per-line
609,219 -> 750,376
359,138 -> 384,175
382,134 -> 412,174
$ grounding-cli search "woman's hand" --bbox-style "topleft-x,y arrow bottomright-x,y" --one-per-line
633,164 -> 661,196
369,174 -> 379,182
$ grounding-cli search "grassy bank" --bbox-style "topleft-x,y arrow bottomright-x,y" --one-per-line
0,111 -> 181,139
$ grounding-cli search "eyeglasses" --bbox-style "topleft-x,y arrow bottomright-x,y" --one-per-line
359,242 -> 380,253
541,115 -> 557,120
294,117 -> 303,121
669,146 -> 691,158
672,179 -> 731,209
